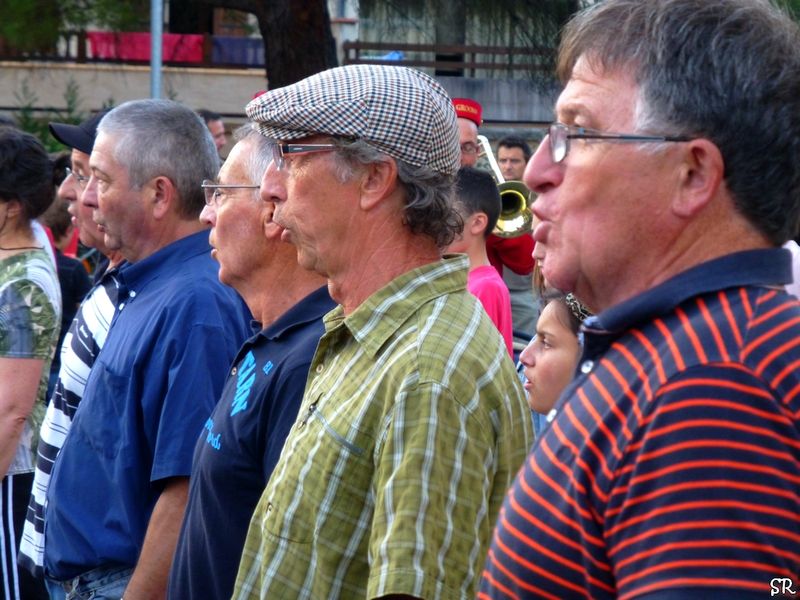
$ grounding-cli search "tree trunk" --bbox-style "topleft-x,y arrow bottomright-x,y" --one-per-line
253,0 -> 338,88
199,0 -> 338,88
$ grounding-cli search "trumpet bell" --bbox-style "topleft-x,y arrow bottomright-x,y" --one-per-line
494,180 -> 533,238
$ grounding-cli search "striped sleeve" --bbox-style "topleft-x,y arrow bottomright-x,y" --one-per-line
607,362 -> 800,600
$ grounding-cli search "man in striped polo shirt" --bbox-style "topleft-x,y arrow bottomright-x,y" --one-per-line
18,111 -> 125,597
232,65 -> 533,599
480,0 -> 800,598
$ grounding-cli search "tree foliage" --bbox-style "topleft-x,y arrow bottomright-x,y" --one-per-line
0,0 -> 147,53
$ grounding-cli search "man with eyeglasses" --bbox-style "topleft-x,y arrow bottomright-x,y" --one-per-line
481,0 -> 800,598
42,99 -> 250,599
167,124 -> 334,600
18,110 -> 127,600
232,65 -> 532,599
453,97 -> 481,167
452,99 -> 537,348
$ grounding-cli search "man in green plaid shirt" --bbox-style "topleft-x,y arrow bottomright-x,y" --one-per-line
232,64 -> 533,600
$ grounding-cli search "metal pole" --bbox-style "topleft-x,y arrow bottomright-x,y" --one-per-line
150,0 -> 163,98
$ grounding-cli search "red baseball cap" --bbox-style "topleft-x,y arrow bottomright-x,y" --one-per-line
452,98 -> 482,126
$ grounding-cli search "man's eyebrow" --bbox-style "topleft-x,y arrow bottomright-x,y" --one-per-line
555,101 -> 593,125
90,165 -> 110,178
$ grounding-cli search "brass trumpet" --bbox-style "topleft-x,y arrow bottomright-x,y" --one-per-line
478,134 -> 533,238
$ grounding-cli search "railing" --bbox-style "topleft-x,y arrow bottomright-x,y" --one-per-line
0,31 -> 265,69
1,34 -> 552,77
342,41 -> 553,78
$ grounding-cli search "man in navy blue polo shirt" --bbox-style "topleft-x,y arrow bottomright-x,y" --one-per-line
167,125 -> 333,599
480,0 -> 800,598
42,99 -> 251,599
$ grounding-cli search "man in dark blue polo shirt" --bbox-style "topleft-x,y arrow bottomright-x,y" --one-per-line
43,99 -> 251,599
480,0 -> 800,598
167,125 -> 333,599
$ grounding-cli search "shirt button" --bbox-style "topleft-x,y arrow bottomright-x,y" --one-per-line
580,360 -> 594,374
129,290 -> 137,298
315,364 -> 324,374
266,502 -> 273,513
118,303 -> 125,310
231,367 -> 237,376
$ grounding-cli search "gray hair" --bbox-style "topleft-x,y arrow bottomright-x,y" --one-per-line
558,0 -> 800,244
233,123 -> 272,187
331,139 -> 462,249
97,99 -> 220,218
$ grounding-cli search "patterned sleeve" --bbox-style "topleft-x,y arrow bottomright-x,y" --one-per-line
0,278 -> 58,360
486,233 -> 535,276
368,381 -> 498,599
606,363 -> 799,599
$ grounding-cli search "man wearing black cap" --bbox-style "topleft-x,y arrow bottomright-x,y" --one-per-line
17,110 -> 127,598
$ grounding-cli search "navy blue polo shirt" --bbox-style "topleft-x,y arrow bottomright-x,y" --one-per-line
44,230 -> 251,581
167,286 -> 335,600
481,248 -> 800,599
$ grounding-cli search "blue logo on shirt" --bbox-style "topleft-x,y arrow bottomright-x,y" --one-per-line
204,418 -> 221,450
231,351 -> 257,416
263,360 -> 274,376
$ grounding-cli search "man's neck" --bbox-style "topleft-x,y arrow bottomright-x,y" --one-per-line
244,261 -> 327,327
466,241 -> 491,271
124,219 -> 207,263
330,236 -> 442,315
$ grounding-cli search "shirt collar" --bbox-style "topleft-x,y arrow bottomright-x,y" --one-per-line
323,255 -> 469,358
586,247 -> 792,335
258,286 -> 335,341
118,230 -> 211,291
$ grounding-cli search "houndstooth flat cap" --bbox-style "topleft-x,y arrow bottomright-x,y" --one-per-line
245,65 -> 461,176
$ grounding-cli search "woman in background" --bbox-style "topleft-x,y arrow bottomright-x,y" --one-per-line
0,126 -> 60,600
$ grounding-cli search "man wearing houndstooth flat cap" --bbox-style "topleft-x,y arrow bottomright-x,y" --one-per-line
232,64 -> 532,599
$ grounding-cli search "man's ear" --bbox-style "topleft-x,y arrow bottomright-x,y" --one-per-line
469,211 -> 489,237
359,159 -> 398,211
262,201 -> 282,240
149,176 -> 176,219
672,138 -> 724,218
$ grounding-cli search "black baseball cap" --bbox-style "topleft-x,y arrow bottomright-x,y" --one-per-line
49,109 -> 111,155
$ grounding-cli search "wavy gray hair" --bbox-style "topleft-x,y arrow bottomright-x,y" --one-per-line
233,123 -> 273,189
331,139 -> 462,249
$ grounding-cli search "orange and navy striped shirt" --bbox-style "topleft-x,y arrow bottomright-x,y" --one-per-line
479,248 -> 800,599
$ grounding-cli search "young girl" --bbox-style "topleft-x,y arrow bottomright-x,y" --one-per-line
519,291 -> 590,433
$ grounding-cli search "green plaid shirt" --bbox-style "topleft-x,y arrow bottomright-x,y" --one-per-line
233,256 -> 532,599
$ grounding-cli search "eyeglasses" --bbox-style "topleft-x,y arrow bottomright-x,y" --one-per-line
201,180 -> 260,206
547,122 -> 692,164
269,143 -> 339,171
460,142 -> 479,155
65,167 -> 90,189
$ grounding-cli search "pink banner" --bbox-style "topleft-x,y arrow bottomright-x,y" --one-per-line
87,31 -> 203,63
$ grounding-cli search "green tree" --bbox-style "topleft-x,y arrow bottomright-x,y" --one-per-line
14,79 -> 86,152
0,0 -> 147,54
